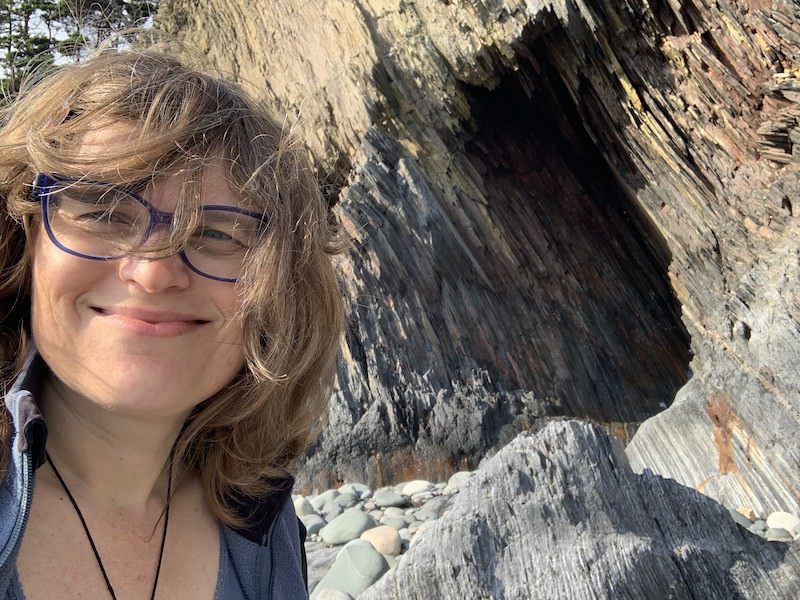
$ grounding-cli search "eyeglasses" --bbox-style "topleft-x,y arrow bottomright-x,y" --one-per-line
32,174 -> 269,283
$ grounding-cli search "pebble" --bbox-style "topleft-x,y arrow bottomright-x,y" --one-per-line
301,514 -> 327,536
380,517 -> 407,530
322,502 -> 344,522
315,590 -> 353,600
339,482 -> 372,499
727,508 -> 800,542
373,489 -> 410,508
360,525 -> 402,556
311,489 -> 339,511
320,508 -> 377,545
766,511 -> 800,536
310,539 -> 389,599
294,496 -> 316,516
736,506 -> 756,521
765,527 -> 794,542
401,480 -> 434,496
332,492 -> 359,509
302,476 -> 462,595
749,520 -> 767,534
730,509 -> 752,530
413,509 -> 436,522
446,470 -> 475,491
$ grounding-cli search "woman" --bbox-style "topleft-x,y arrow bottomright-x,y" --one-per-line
0,48 -> 344,599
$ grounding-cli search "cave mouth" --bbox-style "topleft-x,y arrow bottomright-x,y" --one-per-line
454,27 -> 691,425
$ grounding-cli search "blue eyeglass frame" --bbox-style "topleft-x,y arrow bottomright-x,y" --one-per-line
32,173 -> 270,283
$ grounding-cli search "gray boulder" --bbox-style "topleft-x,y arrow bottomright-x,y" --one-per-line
305,542 -> 341,593
300,514 -> 327,536
373,490 -> 410,508
320,508 -> 377,545
310,539 -> 389,599
360,422 -> 800,599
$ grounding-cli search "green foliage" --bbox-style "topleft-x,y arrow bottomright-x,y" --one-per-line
0,0 -> 158,98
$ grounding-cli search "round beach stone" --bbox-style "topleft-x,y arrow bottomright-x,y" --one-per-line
373,490 -> 410,508
294,496 -> 316,516
383,506 -> 405,518
315,590 -> 353,600
735,506 -> 756,521
382,554 -> 397,569
446,470 -> 474,491
300,514 -> 327,536
412,508 -> 437,522
381,517 -> 407,530
765,527 -> 793,542
419,495 -> 450,516
360,525 -> 402,556
411,492 -> 435,505
309,539 -> 389,600
408,520 -> 425,531
322,502 -> 344,522
750,519 -> 767,533
311,489 -> 339,511
339,482 -> 372,498
729,509 -> 752,530
401,480 -> 434,496
332,492 -> 359,509
320,508 -> 377,545
766,511 -> 800,535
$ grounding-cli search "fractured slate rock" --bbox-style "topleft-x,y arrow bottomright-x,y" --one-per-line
360,421 -> 800,599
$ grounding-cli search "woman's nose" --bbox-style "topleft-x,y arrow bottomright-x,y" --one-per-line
117,252 -> 192,293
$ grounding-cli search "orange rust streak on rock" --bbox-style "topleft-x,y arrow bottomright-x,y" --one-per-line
706,392 -> 738,475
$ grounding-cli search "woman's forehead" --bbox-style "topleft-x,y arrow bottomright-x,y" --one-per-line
75,125 -> 257,211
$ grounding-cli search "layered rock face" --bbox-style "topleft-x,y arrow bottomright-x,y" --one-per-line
361,422 -> 800,599
157,0 -> 800,510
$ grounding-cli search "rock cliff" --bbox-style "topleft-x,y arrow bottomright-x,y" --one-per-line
157,0 -> 800,512
361,421 -> 800,599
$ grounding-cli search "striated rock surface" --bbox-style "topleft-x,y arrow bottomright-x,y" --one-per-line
157,0 -> 800,504
157,0 -> 693,489
361,421 -> 800,599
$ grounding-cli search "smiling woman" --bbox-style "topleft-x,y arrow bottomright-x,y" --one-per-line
0,49 -> 344,600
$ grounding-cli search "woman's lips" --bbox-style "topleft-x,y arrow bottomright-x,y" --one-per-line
91,306 -> 210,337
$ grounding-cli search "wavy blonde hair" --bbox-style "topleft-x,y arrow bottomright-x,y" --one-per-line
0,49 -> 344,526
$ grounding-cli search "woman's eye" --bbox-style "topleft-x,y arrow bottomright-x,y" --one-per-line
197,228 -> 235,242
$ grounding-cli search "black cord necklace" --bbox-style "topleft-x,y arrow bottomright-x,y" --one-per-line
45,451 -> 172,600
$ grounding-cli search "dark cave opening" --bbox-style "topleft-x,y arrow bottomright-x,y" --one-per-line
454,30 -> 691,423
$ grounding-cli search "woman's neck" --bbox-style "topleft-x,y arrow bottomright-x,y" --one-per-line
39,372 -> 187,517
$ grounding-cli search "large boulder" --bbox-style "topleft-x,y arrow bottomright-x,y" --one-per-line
361,422 -> 800,599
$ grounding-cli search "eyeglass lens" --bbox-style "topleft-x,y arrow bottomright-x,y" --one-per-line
41,181 -> 263,281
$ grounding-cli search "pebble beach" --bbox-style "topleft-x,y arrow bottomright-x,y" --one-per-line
299,472 -> 800,599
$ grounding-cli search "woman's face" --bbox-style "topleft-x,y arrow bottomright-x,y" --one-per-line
30,130 -> 247,420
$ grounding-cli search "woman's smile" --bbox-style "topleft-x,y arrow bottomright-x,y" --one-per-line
89,306 -> 212,337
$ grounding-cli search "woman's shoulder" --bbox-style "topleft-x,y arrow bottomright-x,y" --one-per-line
221,486 -> 309,599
